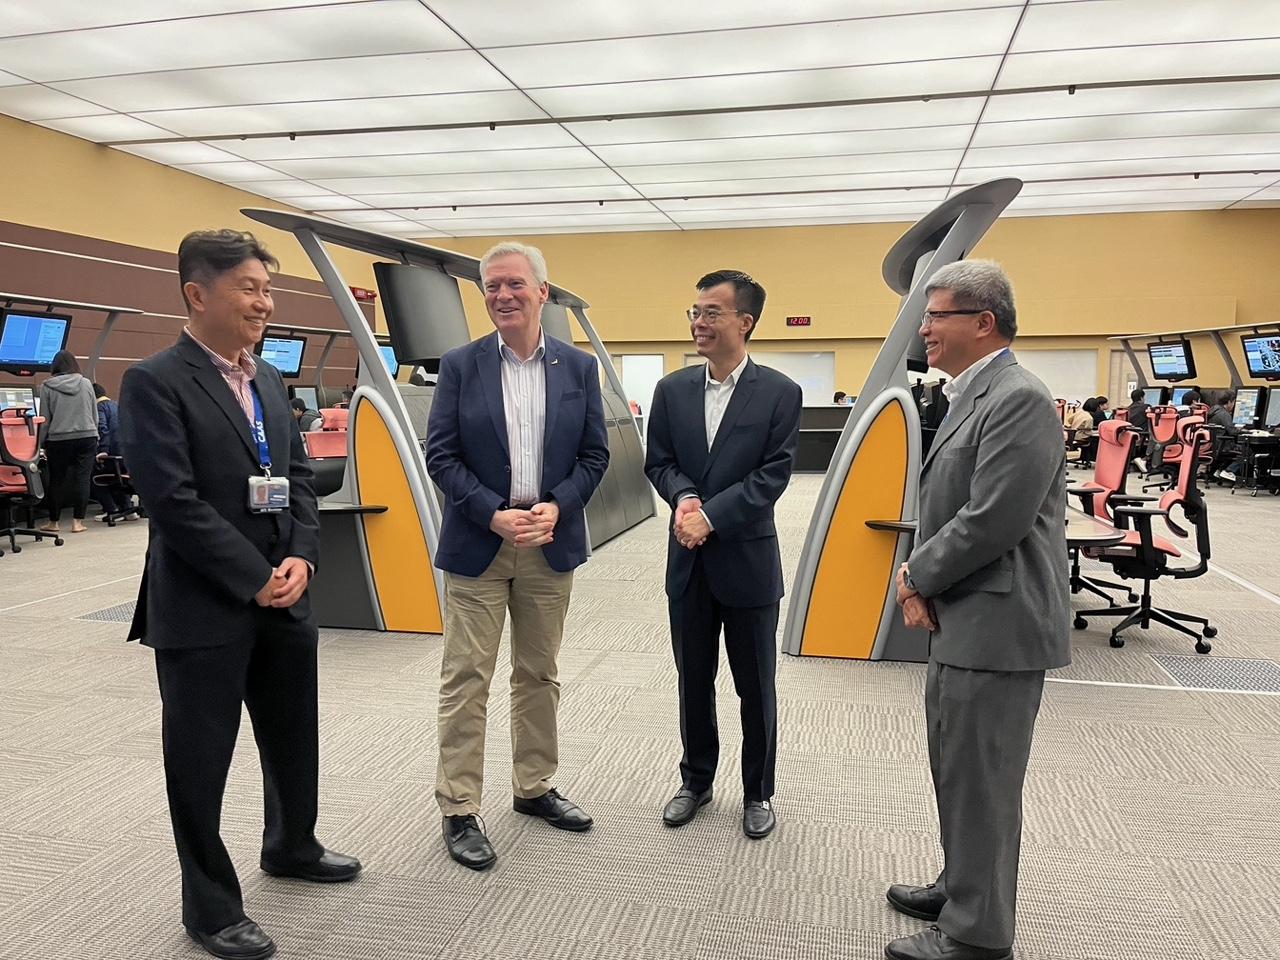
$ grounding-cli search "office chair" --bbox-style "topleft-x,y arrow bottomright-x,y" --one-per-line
1143,412 -> 1201,491
1074,425 -> 1216,654
319,407 -> 349,431
0,413 -> 62,556
1067,420 -> 1144,604
91,456 -> 144,526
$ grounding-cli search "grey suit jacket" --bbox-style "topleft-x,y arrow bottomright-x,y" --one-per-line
908,351 -> 1070,672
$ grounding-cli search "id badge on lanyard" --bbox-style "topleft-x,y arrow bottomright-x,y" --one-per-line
247,382 -> 290,513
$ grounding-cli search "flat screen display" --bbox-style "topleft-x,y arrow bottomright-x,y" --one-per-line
378,344 -> 400,378
1241,334 -> 1280,380
1142,387 -> 1164,405
1233,387 -> 1263,427
1266,393 -> 1280,428
290,385 -> 319,411
1171,387 -> 1193,406
256,336 -> 306,377
1147,340 -> 1195,381
0,385 -> 36,411
0,311 -> 71,372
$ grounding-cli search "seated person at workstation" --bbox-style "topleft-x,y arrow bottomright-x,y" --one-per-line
1125,388 -> 1150,436
291,397 -> 322,432
1208,390 -> 1245,482
1090,395 -> 1112,425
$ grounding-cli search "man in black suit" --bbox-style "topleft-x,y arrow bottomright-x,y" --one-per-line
644,269 -> 802,840
120,230 -> 359,960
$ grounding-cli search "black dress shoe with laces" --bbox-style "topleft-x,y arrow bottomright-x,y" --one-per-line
261,848 -> 362,883
513,788 -> 593,831
884,926 -> 1012,960
886,882 -> 947,921
742,799 -> 776,839
187,919 -> 276,960
443,814 -> 497,870
662,787 -> 712,826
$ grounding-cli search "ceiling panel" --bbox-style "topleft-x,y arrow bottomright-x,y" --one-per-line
438,223 -> 681,236
974,110 -> 1280,148
0,84 -> 109,120
234,179 -> 347,200
957,155 -> 1280,183
222,125 -> 578,162
175,160 -> 290,182
619,150 -> 965,184
1008,187 -> 1251,206
333,185 -> 645,207
418,211 -> 675,231
310,168 -> 631,194
635,170 -> 956,195
964,134 -> 1280,167
672,200 -> 936,222
0,0 -> 356,38
1016,174 -> 1273,196
652,187 -> 949,211
0,69 -> 27,86
117,141 -> 249,165
1014,0 -> 1280,50
1003,200 -> 1233,217
50,51 -> 512,113
980,80 -> 1280,123
664,213 -> 923,229
526,57 -> 1004,117
41,114 -> 184,142
488,9 -> 1021,87
390,200 -> 655,219
268,146 -> 605,180
998,40 -> 1280,90
427,0 -> 1020,46
130,90 -> 543,138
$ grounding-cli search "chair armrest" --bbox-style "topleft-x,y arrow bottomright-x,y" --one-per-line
1113,505 -> 1166,518
1109,493 -> 1158,504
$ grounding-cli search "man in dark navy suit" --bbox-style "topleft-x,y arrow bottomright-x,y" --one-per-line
120,230 -> 359,960
645,269 -> 802,840
425,241 -> 609,871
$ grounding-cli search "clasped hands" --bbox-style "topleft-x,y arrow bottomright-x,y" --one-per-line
673,496 -> 710,550
255,556 -> 311,609
490,501 -> 559,548
895,563 -> 938,632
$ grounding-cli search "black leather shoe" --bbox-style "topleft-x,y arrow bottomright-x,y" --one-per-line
187,919 -> 276,960
742,799 -> 776,839
884,926 -> 1011,960
513,788 -> 593,831
662,787 -> 712,826
443,814 -> 497,870
261,848 -> 362,883
887,882 -> 947,921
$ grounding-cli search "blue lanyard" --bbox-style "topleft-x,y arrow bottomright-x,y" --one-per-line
248,382 -> 273,477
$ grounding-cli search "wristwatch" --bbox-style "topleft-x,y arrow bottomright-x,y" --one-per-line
903,569 -> 919,594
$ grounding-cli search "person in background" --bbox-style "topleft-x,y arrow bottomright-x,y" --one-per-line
92,382 -> 139,521
1208,390 -> 1243,482
36,350 -> 98,535
1176,389 -> 1201,413
1125,388 -> 1150,435
291,397 -> 322,432
339,388 -> 354,407
1091,396 -> 1111,425
833,390 -> 847,404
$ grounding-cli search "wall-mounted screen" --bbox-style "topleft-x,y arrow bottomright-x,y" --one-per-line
1241,334 -> 1280,381
1147,340 -> 1195,381
1233,387 -> 1263,427
0,385 -> 36,411
0,310 -> 71,373
256,335 -> 306,378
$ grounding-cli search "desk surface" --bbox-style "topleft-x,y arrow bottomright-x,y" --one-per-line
1065,507 -> 1126,547
319,503 -> 388,515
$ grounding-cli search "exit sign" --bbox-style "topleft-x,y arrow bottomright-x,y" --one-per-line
786,316 -> 811,327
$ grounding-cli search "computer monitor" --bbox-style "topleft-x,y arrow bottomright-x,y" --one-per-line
290,385 -> 319,411
1241,334 -> 1280,381
378,344 -> 400,378
1171,387 -> 1192,405
255,335 -> 306,378
1266,392 -> 1280,429
0,385 -> 36,412
0,310 -> 71,374
1147,339 -> 1196,381
1142,387 -> 1164,406
1233,387 -> 1263,427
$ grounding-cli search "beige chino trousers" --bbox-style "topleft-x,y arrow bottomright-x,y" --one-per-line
436,540 -> 573,816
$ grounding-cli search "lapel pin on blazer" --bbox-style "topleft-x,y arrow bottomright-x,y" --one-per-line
550,358 -> 559,365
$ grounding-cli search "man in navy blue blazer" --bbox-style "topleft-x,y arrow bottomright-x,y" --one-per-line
425,241 -> 609,871
645,270 -> 802,841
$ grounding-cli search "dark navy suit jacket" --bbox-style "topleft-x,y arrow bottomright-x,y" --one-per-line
426,332 -> 609,577
119,333 -> 319,649
645,359 -> 802,607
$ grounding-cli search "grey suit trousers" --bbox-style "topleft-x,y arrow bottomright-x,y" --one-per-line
927,659 -> 1045,950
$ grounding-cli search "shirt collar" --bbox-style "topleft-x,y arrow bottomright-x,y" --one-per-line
184,327 -> 258,379
706,353 -> 750,389
497,329 -> 546,365
941,347 -> 1007,404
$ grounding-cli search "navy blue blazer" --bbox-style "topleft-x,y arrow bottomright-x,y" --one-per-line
645,359 -> 802,607
426,332 -> 610,577
119,333 -> 320,649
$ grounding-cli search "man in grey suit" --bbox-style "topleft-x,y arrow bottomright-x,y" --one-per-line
886,260 -> 1069,960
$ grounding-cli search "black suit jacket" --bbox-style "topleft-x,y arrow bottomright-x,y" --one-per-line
645,359 -> 802,607
119,333 -> 320,649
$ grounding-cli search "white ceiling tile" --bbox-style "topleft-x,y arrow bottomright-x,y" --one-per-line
234,179 -> 342,199
673,200 -> 935,222
619,150 -> 964,184
594,125 -> 972,166
998,40 -> 1280,90
420,201 -> 656,221
42,114 -> 181,142
50,51 -> 510,113
312,168 -> 630,194
1234,199 -> 1280,208
957,156 -> 1280,183
1017,174 -> 1272,196
974,110 -> 1280,148
568,99 -> 984,145
430,0 -> 1020,46
527,58 -> 1003,117
669,213 -> 920,229
222,125 -> 577,161
0,1 -> 463,81
1002,200 -> 1231,217
1014,0 -> 1280,50
446,223 -> 680,236
0,69 -> 26,86
653,188 -> 949,211
325,209 -> 415,224
1008,187 -> 1251,206
131,90 -> 543,137
965,134 -> 1280,167
488,9 -> 1021,87
981,80 -> 1280,123
176,160 -> 289,182
0,84 -> 109,120
116,141 -> 247,165
339,185 -> 645,207
0,0 -> 352,38
293,195 -> 369,210
419,211 -> 674,231
269,146 -> 604,180
636,170 -> 954,195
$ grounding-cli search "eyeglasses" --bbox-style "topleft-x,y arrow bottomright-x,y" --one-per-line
687,308 -> 745,322
921,309 -> 986,323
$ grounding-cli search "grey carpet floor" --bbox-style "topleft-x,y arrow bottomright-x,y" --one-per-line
1,475 -> 1278,959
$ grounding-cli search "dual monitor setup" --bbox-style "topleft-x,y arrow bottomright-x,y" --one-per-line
256,334 -> 401,380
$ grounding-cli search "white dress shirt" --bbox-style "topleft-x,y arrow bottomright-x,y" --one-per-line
941,347 -> 1009,408
704,352 -> 750,449
498,331 -> 547,506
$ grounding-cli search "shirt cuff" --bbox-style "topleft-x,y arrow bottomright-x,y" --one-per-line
676,491 -> 700,505
699,508 -> 715,532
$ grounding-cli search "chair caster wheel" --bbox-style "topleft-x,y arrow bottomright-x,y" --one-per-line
1202,626 -> 1218,638
54,538 -> 64,547
1073,616 -> 1087,630
1196,639 -> 1212,654
1127,593 -> 1139,603
1109,635 -> 1125,648
11,545 -> 20,554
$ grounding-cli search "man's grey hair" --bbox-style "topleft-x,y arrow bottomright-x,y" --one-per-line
924,259 -> 1017,340
479,241 -> 548,287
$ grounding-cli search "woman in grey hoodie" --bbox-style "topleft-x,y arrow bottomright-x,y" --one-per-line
37,350 -> 98,534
